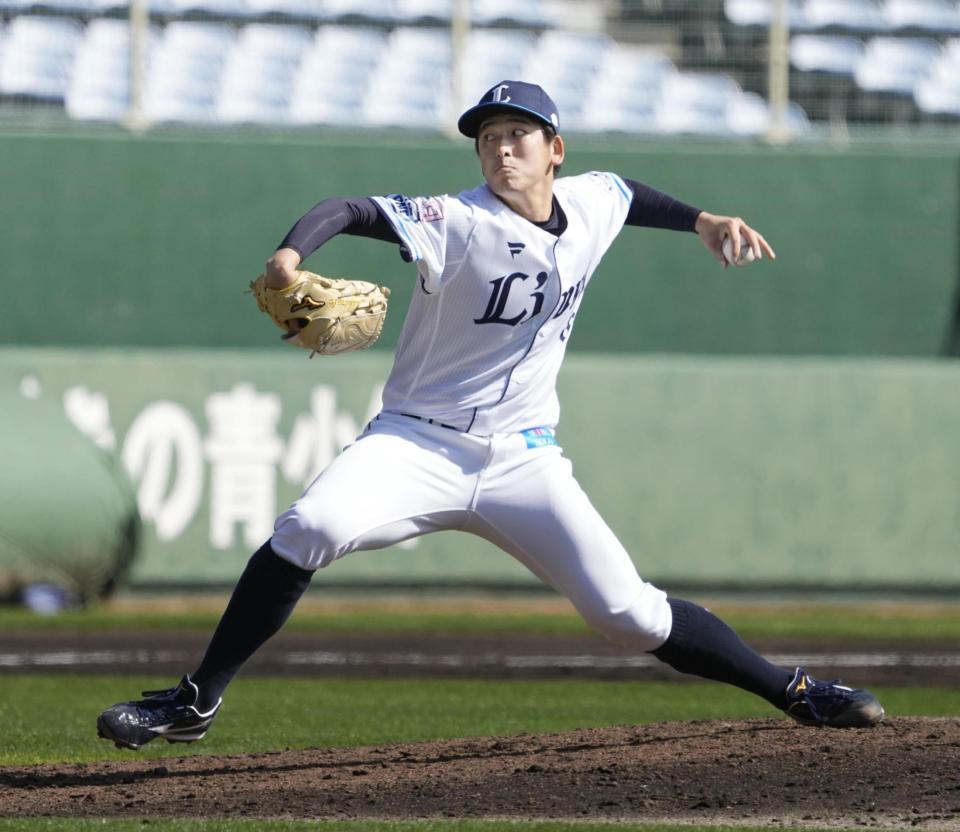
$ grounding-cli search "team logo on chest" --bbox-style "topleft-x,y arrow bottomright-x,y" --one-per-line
474,271 -> 549,326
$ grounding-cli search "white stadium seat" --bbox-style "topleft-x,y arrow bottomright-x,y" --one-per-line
0,16 -> 83,100
914,77 -> 960,114
581,45 -> 675,132
652,72 -> 742,135
460,29 -> 537,102
470,0 -> 556,28
725,0 -> 812,28
519,31 -> 612,125
323,0 -> 401,22
142,22 -> 234,123
791,34 -> 865,73
853,35 -> 941,93
360,27 -> 449,128
804,0 -> 891,30
66,18 -> 161,121
287,25 -> 385,124
234,21 -> 313,52
244,0 -> 327,16
27,0 -> 127,13
913,37 -> 960,113
215,24 -> 310,123
395,0 -> 451,23
164,0 -> 250,16
883,0 -> 960,32
726,91 -> 811,135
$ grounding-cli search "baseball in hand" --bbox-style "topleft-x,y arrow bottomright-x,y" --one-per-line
722,235 -> 758,266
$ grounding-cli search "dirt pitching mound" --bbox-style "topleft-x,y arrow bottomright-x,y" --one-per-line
2,717 -> 959,828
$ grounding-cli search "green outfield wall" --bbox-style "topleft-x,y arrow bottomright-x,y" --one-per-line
1,129 -> 957,357
2,348 -> 957,592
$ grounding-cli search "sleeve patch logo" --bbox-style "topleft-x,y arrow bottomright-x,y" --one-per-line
420,197 -> 444,222
387,194 -> 421,222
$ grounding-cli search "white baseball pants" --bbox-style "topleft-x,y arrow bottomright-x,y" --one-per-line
271,411 -> 672,651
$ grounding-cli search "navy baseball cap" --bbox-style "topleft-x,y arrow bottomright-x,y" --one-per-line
457,80 -> 560,138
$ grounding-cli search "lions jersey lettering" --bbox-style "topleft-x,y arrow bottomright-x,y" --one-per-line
474,271 -> 549,326
371,172 -> 631,436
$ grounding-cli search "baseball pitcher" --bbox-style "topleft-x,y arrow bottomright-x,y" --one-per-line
98,81 -> 883,750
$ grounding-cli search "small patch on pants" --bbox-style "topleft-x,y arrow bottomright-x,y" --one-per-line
521,427 -> 557,449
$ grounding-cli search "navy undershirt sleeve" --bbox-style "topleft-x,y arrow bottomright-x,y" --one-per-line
621,177 -> 701,232
278,197 -> 400,259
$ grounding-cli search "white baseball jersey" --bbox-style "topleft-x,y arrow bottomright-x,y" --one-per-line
272,170 -> 672,652
371,171 -> 633,435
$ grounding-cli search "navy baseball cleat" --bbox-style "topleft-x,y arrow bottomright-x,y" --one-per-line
97,675 -> 221,750
784,667 -> 884,728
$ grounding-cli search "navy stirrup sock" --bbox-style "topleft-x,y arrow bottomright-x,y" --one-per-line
191,541 -> 313,711
651,597 -> 793,709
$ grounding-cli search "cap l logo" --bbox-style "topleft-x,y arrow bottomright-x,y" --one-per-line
492,84 -> 511,103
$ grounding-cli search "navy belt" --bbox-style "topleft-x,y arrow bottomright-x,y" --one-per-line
399,412 -> 461,432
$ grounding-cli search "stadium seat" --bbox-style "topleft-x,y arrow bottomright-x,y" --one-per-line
725,91 -> 812,135
457,28 -> 541,117
323,0 -> 401,22
581,45 -> 674,132
288,25 -> 386,125
65,18 -> 160,121
470,0 -> 556,28
307,21 -> 387,63
244,0 -> 328,18
395,0 -> 452,23
791,34 -> 865,73
24,0 -> 127,13
460,30 -> 536,110
913,38 -> 960,113
360,26 -> 449,128
216,24 -> 310,123
164,0 -> 251,17
596,44 -> 676,87
724,0 -> 774,25
853,35 -> 941,93
529,29 -> 612,69
725,90 -> 772,134
518,30 -> 612,123
0,16 -> 83,100
233,20 -> 313,53
652,72 -> 742,135
162,20 -> 236,52
581,99 -> 658,133
724,0 -> 812,28
143,22 -> 234,123
804,0 -> 891,30
883,0 -> 960,33
914,76 -> 960,114
360,91 -> 445,128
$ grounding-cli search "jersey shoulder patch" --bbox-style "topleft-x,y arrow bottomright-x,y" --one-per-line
384,193 -> 421,221
383,194 -> 445,223
420,197 -> 444,222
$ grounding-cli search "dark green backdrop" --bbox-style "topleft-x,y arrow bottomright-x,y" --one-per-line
1,129 -> 957,356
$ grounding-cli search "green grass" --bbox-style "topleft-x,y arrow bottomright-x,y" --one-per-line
0,606 -> 593,637
1,675 -> 957,766
1,600 -> 959,640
